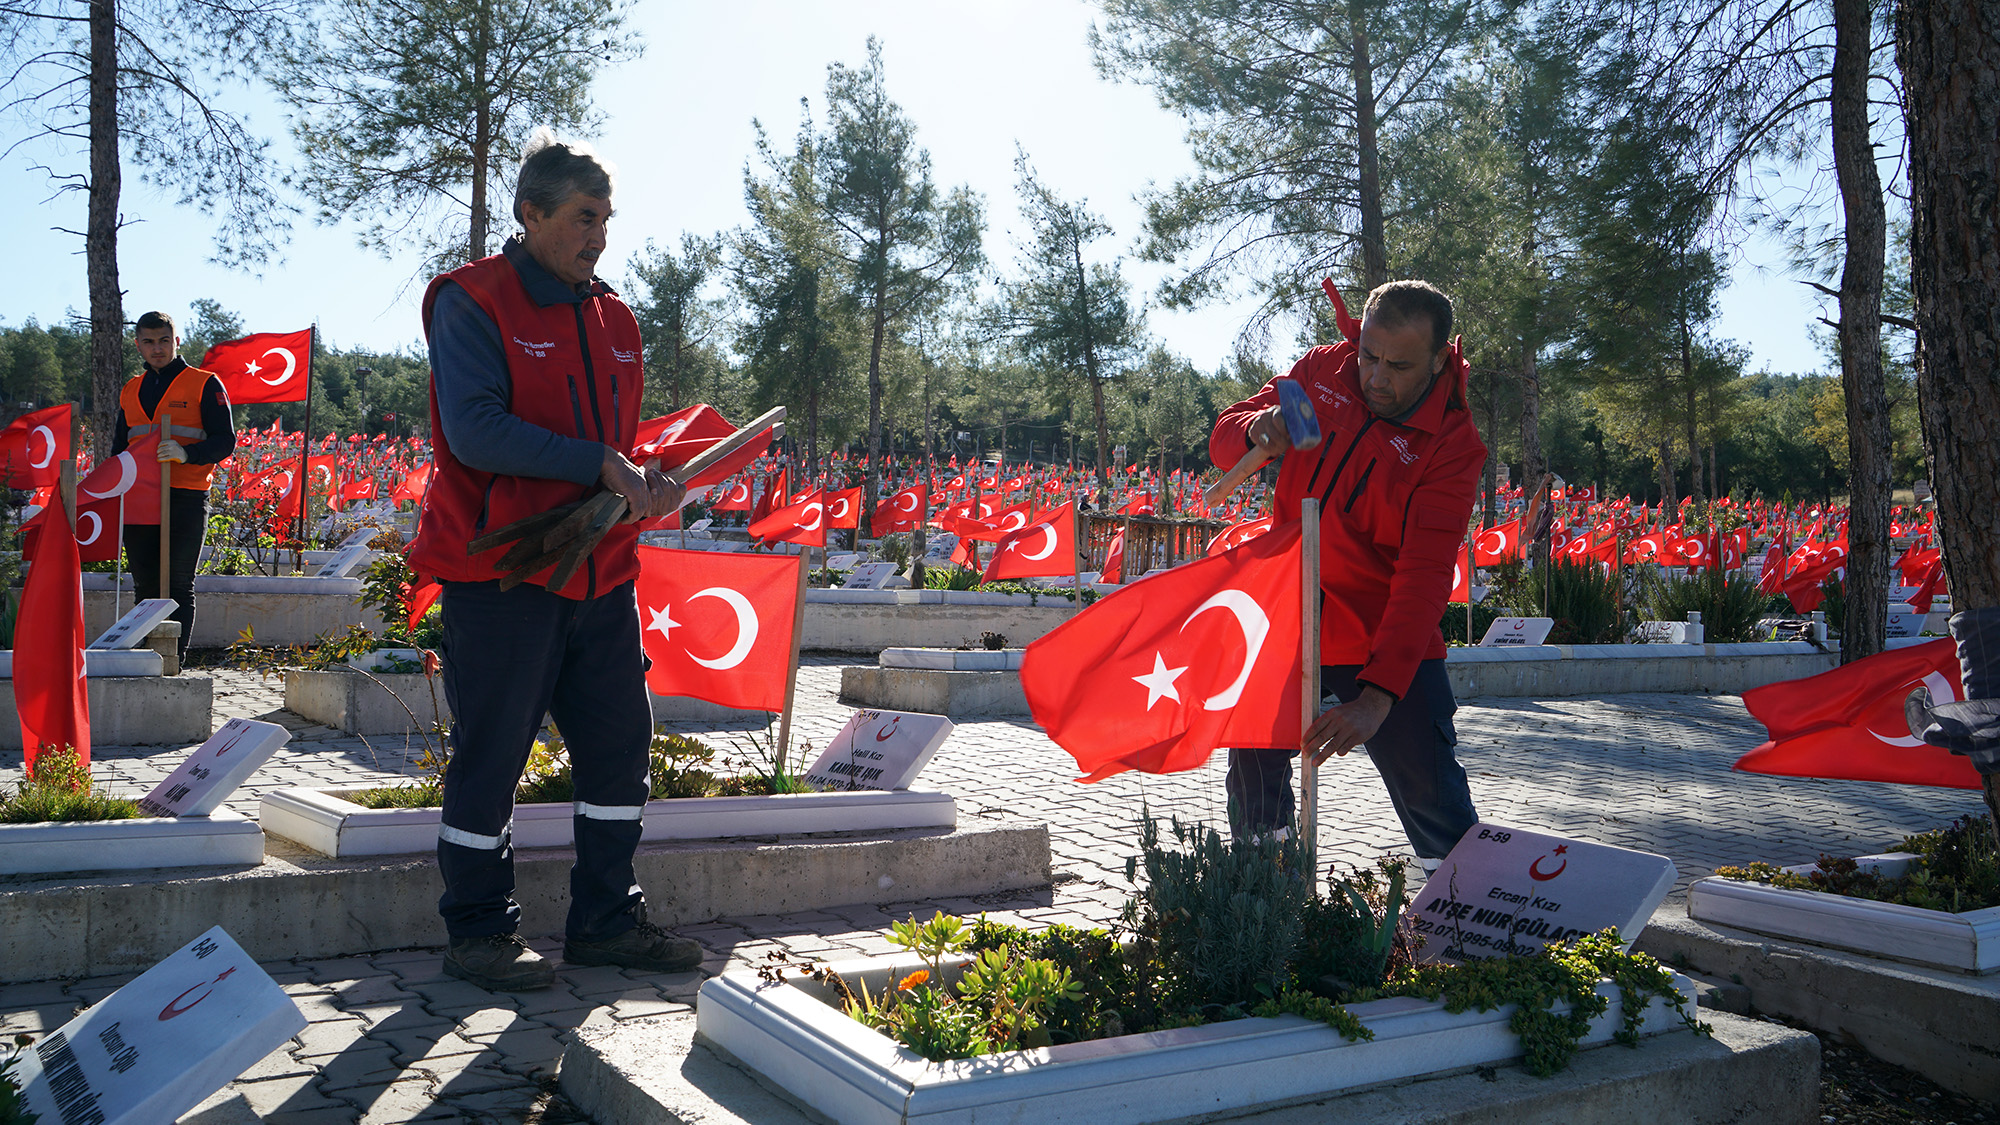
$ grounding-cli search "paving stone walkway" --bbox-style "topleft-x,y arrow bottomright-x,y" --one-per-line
0,658 -> 1982,1123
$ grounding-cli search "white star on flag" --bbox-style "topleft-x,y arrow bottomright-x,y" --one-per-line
1131,652 -> 1187,710
646,603 -> 681,641
244,358 -> 261,378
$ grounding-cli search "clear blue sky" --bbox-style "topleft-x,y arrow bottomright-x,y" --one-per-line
0,0 -> 1828,376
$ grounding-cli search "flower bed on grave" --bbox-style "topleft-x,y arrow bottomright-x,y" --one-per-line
1689,813 -> 2000,973
699,818 -> 1704,1125
259,730 -> 955,858
0,748 -> 263,875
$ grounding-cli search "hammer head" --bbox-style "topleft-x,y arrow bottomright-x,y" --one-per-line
1275,379 -> 1322,451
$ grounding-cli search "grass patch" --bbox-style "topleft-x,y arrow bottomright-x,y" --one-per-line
0,746 -> 142,824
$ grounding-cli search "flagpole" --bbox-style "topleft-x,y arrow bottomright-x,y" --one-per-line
294,324 -> 317,573
1299,499 -> 1321,885
158,379 -> 173,601
774,550 -> 810,764
1070,502 -> 1084,617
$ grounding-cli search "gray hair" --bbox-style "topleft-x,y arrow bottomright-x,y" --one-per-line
512,127 -> 615,225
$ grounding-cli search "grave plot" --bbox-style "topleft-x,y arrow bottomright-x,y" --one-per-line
0,599 -> 212,748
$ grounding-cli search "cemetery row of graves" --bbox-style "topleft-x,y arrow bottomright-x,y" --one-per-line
0,406 -> 1989,1123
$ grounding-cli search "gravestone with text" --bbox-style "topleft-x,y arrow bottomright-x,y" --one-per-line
311,540 -> 375,579
11,925 -> 305,1125
1405,823 -> 1675,964
1478,617 -> 1554,647
842,562 -> 899,590
88,599 -> 179,650
136,718 -> 291,818
802,709 -> 954,791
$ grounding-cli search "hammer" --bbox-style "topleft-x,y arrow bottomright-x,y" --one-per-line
1203,379 -> 1321,511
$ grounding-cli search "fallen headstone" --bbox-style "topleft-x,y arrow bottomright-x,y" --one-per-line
87,599 -> 178,650
136,718 -> 291,818
802,709 -> 954,791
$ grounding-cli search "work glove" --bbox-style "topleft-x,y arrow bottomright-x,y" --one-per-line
157,438 -> 188,464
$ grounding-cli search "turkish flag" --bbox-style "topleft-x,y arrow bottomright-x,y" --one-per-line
1102,530 -> 1126,584
1449,553 -> 1473,602
274,455 -> 340,519
407,574 -> 443,633
824,487 -> 863,530
637,546 -> 801,711
1021,520 -> 1304,782
202,328 -> 313,404
16,501 -> 90,769
983,502 -> 1076,581
1207,515 -> 1274,556
391,461 -> 432,505
1117,491 -> 1155,516
873,483 -> 927,532
23,495 -> 121,565
0,405 -> 70,488
77,434 -> 163,526
1736,639 -> 1979,789
751,469 -> 786,525
634,403 -> 772,491
1473,519 -> 1520,565
712,477 -> 755,512
959,499 -> 1029,543
749,487 -> 828,547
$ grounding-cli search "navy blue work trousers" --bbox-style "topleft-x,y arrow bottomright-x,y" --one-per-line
1225,659 -> 1476,860
435,579 -> 653,942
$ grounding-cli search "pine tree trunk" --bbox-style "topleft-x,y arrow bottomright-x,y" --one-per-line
1518,342 -> 1542,494
864,274 -> 887,536
1348,3 -> 1387,288
1898,0 -> 2000,838
86,0 -> 125,458
468,0 -> 492,260
1831,0 -> 1891,664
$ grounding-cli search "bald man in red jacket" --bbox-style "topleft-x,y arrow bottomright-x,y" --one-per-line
1210,280 -> 1486,867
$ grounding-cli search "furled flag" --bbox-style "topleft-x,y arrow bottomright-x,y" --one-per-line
749,487 -> 828,548
0,405 -> 70,488
1021,520 -> 1304,782
636,546 -> 801,711
16,500 -> 90,769
23,495 -> 121,565
202,328 -> 313,404
634,403 -> 772,493
824,486 -> 863,530
77,433 -> 162,526
1736,639 -> 1979,789
873,483 -> 927,533
983,502 -> 1077,582
1102,530 -> 1126,584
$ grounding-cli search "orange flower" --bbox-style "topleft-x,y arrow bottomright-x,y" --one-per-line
896,970 -> 929,992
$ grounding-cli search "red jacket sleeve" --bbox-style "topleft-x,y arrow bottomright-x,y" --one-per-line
1209,375 -> 1283,471
1357,427 -> 1485,698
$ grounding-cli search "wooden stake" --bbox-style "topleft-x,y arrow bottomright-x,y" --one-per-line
1299,499 -> 1321,884
774,549 -> 810,764
1070,503 -> 1084,616
158,398 -> 172,601
1465,530 -> 1475,642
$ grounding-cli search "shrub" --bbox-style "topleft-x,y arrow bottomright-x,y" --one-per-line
0,746 -> 141,824
1441,600 -> 1505,645
1536,560 -> 1623,644
1639,568 -> 1766,643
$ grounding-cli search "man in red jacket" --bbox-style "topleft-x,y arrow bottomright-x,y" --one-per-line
1210,281 -> 1485,867
410,131 -> 699,991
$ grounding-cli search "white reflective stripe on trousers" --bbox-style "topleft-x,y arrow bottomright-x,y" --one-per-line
439,821 -> 510,850
574,801 -> 645,821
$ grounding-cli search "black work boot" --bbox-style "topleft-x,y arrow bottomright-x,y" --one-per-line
564,908 -> 705,973
443,933 -> 556,991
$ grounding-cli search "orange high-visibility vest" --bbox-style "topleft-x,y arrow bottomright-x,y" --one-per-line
121,364 -> 221,491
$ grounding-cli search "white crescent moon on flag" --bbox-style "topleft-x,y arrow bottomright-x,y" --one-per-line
829,497 -> 851,520
662,418 -> 692,441
687,587 -> 758,670
1872,670 -> 1959,747
28,426 -> 56,468
1018,524 -> 1057,561
1000,511 -> 1027,532
82,452 -> 137,499
896,491 -> 918,513
258,347 -> 297,387
728,481 -> 750,502
799,502 -> 824,532
1181,589 -> 1270,711
76,510 -> 103,546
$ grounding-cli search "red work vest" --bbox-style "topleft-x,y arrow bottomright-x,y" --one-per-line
121,364 -> 221,491
407,252 -> 644,598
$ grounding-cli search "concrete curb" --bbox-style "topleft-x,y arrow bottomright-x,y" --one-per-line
0,673 -> 212,749
557,1009 -> 1818,1125
0,817 -> 1050,982
1635,902 -> 2000,1101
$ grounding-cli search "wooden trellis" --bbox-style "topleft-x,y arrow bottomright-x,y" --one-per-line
1082,513 -> 1229,577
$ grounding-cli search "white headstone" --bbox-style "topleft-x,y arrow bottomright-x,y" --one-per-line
136,718 -> 291,817
689,517 -> 714,531
88,599 -> 179,650
334,526 -> 379,552
1885,610 -> 1925,639
1478,617 -> 1555,647
311,541 -> 375,579
1405,823 -> 1676,964
802,709 -> 954,791
842,562 -> 899,590
11,925 -> 306,1125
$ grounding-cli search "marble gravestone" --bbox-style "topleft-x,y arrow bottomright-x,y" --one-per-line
1406,822 -> 1676,964
136,718 -> 291,818
802,709 -> 954,791
1478,617 -> 1555,647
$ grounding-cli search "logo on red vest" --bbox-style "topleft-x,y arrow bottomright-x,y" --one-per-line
611,347 -> 640,364
1390,434 -> 1418,465
512,336 -> 556,359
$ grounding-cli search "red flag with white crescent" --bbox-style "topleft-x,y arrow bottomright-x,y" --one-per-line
982,502 -> 1076,582
824,487 -> 862,530
748,487 -> 828,547
1207,515 -> 1274,556
872,483 -> 927,532
23,495 -> 121,565
202,328 -> 313,404
634,404 -> 772,492
712,477 -> 755,512
15,501 -> 90,769
637,546 -> 800,711
77,434 -> 163,526
0,405 -> 70,489
1021,520 -> 1304,782
1737,639 -> 1978,788
391,461 -> 433,505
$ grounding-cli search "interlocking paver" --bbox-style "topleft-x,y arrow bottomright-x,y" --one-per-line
0,659 -> 1983,1121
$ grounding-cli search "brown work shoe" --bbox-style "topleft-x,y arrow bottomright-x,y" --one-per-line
443,933 -> 555,991
565,914 -> 704,973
